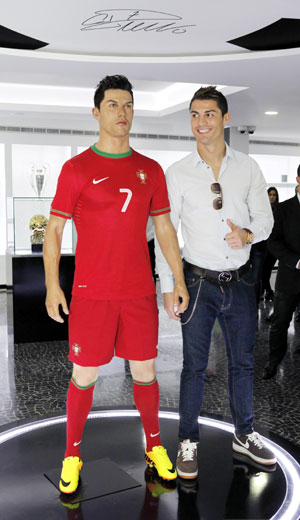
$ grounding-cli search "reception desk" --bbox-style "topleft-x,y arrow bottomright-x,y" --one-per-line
12,254 -> 75,343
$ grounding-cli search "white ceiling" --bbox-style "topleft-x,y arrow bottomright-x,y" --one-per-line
1,0 -> 300,140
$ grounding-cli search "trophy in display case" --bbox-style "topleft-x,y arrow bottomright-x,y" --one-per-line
29,214 -> 48,253
29,163 -> 49,197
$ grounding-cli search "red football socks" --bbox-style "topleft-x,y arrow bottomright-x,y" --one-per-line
65,377 -> 96,458
133,377 -> 161,451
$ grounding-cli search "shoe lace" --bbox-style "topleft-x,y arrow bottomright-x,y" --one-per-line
247,432 -> 264,450
181,442 -> 197,461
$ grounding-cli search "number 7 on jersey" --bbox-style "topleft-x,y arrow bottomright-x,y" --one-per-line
119,188 -> 132,213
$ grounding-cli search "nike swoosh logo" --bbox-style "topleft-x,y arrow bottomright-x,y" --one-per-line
73,441 -> 81,446
150,432 -> 160,438
60,478 -> 71,487
169,467 -> 176,473
93,177 -> 109,184
237,439 -> 249,448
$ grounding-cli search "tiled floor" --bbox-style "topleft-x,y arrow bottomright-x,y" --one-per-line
1,287 -> 300,448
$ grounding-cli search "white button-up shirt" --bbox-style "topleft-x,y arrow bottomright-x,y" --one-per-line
156,145 -> 274,293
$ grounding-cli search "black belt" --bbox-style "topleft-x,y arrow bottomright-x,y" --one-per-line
183,259 -> 251,283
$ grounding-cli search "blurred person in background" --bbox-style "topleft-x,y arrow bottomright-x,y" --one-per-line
261,187 -> 279,302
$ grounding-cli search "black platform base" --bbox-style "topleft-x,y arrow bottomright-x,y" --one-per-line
0,411 -> 299,519
45,458 -> 141,503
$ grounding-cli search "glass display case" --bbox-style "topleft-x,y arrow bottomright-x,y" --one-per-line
12,143 -> 71,198
13,197 -> 74,254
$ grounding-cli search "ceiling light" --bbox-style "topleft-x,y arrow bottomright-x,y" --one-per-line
265,111 -> 278,115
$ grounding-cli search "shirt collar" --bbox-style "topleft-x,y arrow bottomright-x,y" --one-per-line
297,191 -> 300,203
192,142 -> 233,168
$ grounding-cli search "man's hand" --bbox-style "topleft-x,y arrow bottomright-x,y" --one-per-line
45,285 -> 69,323
163,282 -> 189,321
225,219 -> 247,249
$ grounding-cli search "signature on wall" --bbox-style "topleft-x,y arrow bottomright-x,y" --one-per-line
81,9 -> 195,34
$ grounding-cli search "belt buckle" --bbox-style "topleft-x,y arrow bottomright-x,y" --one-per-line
218,271 -> 232,283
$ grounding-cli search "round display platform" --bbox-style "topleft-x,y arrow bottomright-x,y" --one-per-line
0,410 -> 299,520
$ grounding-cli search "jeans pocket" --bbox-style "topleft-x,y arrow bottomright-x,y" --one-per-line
184,272 -> 201,289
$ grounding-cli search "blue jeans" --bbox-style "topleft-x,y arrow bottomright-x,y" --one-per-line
178,269 -> 257,441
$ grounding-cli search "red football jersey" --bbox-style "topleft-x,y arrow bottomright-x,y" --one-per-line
50,146 -> 170,299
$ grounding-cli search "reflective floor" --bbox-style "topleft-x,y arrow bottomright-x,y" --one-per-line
1,285 -> 300,519
0,412 -> 296,520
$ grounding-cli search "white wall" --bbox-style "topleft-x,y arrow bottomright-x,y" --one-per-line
250,140 -> 300,158
250,153 -> 300,202
137,149 -> 190,171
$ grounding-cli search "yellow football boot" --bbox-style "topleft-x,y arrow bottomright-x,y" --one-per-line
59,456 -> 83,494
145,445 -> 177,480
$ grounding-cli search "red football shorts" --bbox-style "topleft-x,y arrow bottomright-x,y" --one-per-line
68,294 -> 158,367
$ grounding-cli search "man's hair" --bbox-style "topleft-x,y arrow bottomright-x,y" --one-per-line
189,86 -> 228,116
94,75 -> 134,108
297,164 -> 300,177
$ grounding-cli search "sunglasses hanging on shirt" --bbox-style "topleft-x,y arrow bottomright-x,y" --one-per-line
211,182 -> 223,210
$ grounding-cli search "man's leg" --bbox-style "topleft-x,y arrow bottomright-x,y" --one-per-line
130,359 -> 160,450
130,359 -> 176,480
217,279 -> 256,435
264,291 -> 299,379
261,252 -> 276,299
117,295 -> 160,452
114,294 -> 176,480
218,273 -> 276,465
179,277 -> 217,443
59,365 -> 99,494
65,364 -> 99,458
60,296 -> 117,494
177,275 -> 219,479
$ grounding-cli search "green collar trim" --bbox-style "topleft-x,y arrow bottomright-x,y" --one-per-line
91,145 -> 132,158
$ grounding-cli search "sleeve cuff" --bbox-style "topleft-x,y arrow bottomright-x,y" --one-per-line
50,208 -> 72,219
159,275 -> 175,294
149,206 -> 171,217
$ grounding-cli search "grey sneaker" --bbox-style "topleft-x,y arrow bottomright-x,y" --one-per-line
233,431 -> 277,465
176,440 -> 198,479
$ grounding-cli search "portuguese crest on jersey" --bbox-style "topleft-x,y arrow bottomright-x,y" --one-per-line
136,169 -> 147,184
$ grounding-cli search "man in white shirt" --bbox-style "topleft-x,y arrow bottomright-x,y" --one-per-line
156,86 -> 276,478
